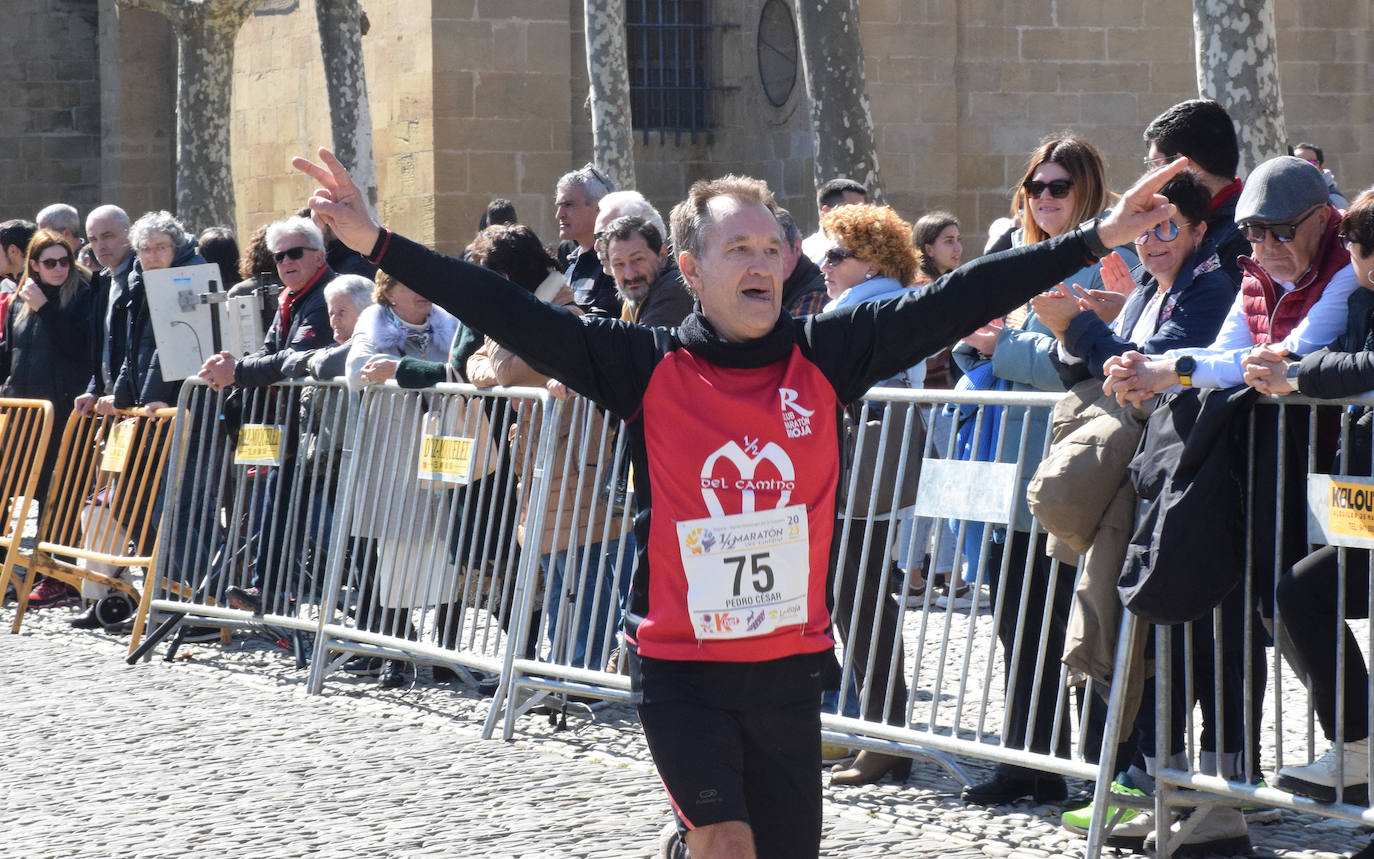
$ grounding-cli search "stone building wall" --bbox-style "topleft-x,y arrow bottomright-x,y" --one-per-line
432,0 -> 572,255
0,0 -> 104,221
3,1 -> 1371,256
95,0 -> 176,220
866,0 -> 1374,250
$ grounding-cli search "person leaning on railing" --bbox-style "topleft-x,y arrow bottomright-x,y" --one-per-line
814,201 -> 922,786
1029,170 -> 1237,847
294,147 -> 1189,859
959,132 -> 1141,808
1243,187 -> 1374,810
344,270 -> 459,689
464,223 -> 634,676
1103,155 -> 1357,854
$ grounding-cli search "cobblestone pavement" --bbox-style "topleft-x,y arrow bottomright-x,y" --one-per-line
3,602 -> 1371,859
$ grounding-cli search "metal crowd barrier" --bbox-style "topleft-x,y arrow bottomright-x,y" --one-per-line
305,381 -> 560,708
135,378 -> 353,661
817,388 -> 1133,843
7,406 -> 175,636
106,371 -> 1374,855
1143,394 -> 1374,854
487,394 -> 637,738
0,398 -> 54,619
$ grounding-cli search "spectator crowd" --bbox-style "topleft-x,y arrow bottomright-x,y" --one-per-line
4,98 -> 1374,859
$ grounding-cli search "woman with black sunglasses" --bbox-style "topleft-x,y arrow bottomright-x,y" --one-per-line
956,133 -> 1140,807
0,228 -> 94,455
0,229 -> 94,607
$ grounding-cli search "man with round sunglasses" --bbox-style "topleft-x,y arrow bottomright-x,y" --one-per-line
200,215 -> 335,391
200,216 -> 337,615
1104,156 -> 1354,403
1102,155 -> 1355,852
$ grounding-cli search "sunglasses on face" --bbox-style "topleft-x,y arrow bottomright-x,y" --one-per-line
822,247 -> 858,266
1136,220 -> 1182,244
1022,179 -> 1074,199
38,256 -> 72,270
1239,206 -> 1321,244
273,246 -> 310,264
1340,234 -> 1366,255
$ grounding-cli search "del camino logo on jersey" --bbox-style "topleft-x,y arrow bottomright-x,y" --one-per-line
698,436 -> 797,516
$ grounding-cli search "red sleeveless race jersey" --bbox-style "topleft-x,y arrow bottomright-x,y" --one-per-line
632,343 -> 840,662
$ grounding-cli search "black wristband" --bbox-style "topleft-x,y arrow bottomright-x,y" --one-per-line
366,228 -> 390,264
1076,218 -> 1111,260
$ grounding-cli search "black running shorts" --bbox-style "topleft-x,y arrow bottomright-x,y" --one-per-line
633,650 -> 827,859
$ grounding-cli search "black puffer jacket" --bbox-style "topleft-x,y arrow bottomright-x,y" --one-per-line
233,266 -> 335,388
113,244 -> 207,408
1297,285 -> 1374,473
0,279 -> 94,426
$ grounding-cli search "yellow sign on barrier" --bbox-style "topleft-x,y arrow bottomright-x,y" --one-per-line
101,419 -> 137,473
417,435 -> 477,485
234,424 -> 285,466
1308,473 -> 1374,549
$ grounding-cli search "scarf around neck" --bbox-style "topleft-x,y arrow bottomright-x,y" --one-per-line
676,310 -> 796,369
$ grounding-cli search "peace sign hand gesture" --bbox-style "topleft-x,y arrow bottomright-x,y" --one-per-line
291,148 -> 382,255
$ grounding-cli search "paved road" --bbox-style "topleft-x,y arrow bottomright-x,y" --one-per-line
3,608 -> 1371,858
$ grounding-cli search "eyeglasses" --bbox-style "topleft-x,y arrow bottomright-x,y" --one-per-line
1022,179 -> 1074,199
1339,234 -> 1365,254
1135,221 -> 1182,244
1239,206 -> 1322,244
139,242 -> 174,255
822,247 -> 858,266
38,256 -> 71,270
1143,154 -> 1173,171
273,246 -> 310,264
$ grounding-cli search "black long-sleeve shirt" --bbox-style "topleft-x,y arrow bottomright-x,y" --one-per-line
368,225 -> 1103,660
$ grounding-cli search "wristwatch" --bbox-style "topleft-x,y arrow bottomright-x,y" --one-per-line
1175,355 -> 1196,388
1284,360 -> 1302,389
1077,218 -> 1112,260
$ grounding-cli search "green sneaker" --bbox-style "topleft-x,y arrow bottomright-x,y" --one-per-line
1243,777 -> 1282,824
1061,779 -> 1148,835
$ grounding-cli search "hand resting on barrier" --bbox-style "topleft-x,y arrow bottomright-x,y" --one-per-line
1242,343 -> 1295,397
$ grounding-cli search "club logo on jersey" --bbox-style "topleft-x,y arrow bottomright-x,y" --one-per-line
699,439 -> 796,517
778,387 -> 814,438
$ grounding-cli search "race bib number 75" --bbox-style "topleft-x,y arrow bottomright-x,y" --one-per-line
676,503 -> 809,639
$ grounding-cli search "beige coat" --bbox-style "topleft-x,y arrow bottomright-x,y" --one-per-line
1027,378 -> 1154,738
466,275 -> 627,555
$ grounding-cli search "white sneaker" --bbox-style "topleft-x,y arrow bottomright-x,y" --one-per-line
1143,807 -> 1251,857
1277,737 -> 1370,803
935,585 -> 989,611
1103,809 -> 1159,850
658,820 -> 687,859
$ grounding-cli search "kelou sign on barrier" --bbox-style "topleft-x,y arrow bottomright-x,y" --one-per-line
1307,473 -> 1374,548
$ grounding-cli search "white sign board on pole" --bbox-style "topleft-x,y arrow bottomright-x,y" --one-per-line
223,292 -> 270,358
142,263 -> 224,381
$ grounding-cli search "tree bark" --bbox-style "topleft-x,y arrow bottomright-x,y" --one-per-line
583,0 -> 636,190
1192,0 -> 1288,175
794,0 -> 883,202
117,0 -> 260,232
316,0 -> 378,215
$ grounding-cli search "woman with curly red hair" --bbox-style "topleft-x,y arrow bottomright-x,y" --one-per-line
816,203 -> 924,785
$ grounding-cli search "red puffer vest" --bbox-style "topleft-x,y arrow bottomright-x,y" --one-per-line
1239,206 -> 1350,343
